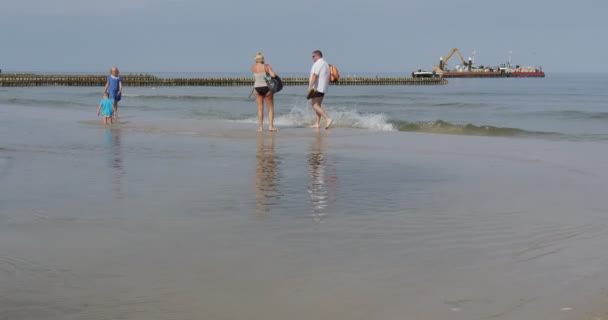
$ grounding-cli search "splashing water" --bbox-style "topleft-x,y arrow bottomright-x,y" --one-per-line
238,105 -> 395,131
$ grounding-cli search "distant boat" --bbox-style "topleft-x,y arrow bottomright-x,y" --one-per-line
437,69 -> 503,78
500,63 -> 545,77
419,48 -> 546,78
412,69 -> 441,78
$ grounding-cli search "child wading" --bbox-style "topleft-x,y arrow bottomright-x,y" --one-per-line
97,92 -> 114,125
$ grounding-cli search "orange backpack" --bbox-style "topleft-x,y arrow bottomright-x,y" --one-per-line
329,64 -> 340,83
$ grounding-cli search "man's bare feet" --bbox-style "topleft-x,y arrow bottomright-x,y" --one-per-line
257,127 -> 263,132
324,119 -> 333,129
269,127 -> 278,132
310,124 -> 320,128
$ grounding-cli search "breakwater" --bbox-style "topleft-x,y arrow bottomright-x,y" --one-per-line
0,74 -> 447,86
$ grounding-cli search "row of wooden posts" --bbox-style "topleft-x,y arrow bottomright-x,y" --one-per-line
0,73 -> 447,87
0,74 -> 447,87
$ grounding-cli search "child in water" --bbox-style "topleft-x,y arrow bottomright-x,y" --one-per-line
104,66 -> 123,120
97,92 -> 114,125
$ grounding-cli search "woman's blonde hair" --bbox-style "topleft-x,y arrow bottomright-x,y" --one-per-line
254,52 -> 264,63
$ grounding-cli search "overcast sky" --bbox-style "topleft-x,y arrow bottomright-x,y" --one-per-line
1,0 -> 604,73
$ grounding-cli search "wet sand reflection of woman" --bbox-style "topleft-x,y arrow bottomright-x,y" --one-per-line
308,132 -> 337,221
255,133 -> 282,214
104,127 -> 125,200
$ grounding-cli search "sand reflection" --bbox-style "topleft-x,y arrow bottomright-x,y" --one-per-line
255,133 -> 282,214
104,127 -> 125,200
308,132 -> 337,221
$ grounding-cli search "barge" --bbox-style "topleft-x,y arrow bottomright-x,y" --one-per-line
414,48 -> 545,78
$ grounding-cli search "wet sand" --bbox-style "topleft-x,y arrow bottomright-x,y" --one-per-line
1,104 -> 608,319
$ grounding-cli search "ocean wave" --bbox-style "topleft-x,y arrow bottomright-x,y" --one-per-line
431,102 -> 490,108
392,119 -> 560,137
433,102 -> 464,107
121,94 -> 248,102
544,110 -> 608,120
237,106 -> 394,131
2,98 -> 88,108
235,106 -> 561,138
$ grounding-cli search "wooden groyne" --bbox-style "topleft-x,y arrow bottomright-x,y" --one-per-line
0,74 -> 447,87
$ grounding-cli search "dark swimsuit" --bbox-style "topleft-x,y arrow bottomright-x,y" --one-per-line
310,91 -> 325,98
255,87 -> 270,96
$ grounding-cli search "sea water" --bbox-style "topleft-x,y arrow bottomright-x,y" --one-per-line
2,72 -> 607,140
1,73 -> 608,320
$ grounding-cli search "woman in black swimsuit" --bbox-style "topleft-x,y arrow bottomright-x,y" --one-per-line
251,52 -> 278,131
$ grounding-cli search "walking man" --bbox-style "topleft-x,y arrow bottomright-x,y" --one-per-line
308,50 -> 333,129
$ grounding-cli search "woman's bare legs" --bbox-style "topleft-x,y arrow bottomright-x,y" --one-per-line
265,93 -> 276,131
255,92 -> 265,131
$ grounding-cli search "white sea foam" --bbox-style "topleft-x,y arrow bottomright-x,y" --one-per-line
238,105 -> 395,131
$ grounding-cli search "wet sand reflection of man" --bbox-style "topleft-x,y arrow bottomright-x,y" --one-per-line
104,127 -> 125,200
308,131 -> 337,221
255,133 -> 282,215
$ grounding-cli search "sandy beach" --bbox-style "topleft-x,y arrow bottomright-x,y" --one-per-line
1,100 -> 608,319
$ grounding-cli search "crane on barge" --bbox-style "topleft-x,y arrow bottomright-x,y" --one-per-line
434,48 -> 471,71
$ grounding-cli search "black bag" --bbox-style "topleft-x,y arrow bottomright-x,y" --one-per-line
264,65 -> 283,93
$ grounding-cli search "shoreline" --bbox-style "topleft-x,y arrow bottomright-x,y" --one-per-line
4,100 -> 608,142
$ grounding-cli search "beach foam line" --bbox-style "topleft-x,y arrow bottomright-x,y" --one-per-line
236,106 -> 394,131
234,106 -> 560,138
88,117 -> 373,141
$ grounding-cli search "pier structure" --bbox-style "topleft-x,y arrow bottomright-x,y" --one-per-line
0,74 -> 447,87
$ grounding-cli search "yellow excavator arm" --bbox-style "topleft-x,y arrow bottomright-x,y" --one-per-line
438,48 -> 469,70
